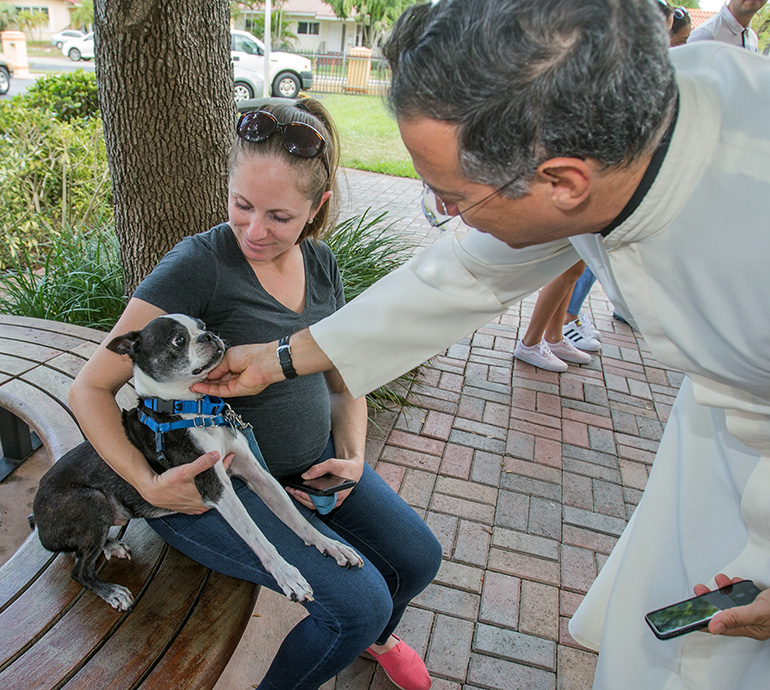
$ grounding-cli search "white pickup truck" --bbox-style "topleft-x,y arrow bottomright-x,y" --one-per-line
231,29 -> 312,99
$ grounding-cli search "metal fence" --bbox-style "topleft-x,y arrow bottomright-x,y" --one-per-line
297,50 -> 391,97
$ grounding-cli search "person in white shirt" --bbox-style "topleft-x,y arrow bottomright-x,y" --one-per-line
689,0 -> 767,51
195,3 -> 770,686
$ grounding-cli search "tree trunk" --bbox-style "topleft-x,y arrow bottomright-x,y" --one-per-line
94,0 -> 235,294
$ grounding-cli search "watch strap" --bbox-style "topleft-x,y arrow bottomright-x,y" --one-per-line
277,335 -> 297,379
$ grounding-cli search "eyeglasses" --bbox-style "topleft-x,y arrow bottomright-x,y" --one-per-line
236,110 -> 329,177
673,7 -> 689,19
421,177 -> 518,229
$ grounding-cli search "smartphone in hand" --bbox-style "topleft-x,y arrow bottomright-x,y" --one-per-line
645,580 -> 762,640
281,473 -> 357,497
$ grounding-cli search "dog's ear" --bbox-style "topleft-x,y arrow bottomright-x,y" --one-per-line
106,331 -> 141,359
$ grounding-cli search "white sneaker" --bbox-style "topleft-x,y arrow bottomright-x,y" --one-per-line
546,337 -> 593,364
562,318 -> 601,352
578,313 -> 601,340
514,340 -> 568,372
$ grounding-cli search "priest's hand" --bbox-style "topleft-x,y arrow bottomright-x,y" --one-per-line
693,573 -> 770,640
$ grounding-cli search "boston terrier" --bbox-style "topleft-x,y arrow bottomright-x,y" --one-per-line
31,314 -> 363,611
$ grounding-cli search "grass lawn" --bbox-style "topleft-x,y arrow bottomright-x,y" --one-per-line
312,92 -> 417,179
25,41 -> 61,58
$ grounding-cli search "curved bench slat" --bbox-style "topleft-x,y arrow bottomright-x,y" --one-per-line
140,572 -> 259,690
0,315 -> 107,343
0,378 -> 83,461
0,323 -> 91,352
0,534 -> 57,612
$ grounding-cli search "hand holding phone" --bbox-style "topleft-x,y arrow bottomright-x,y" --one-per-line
645,580 -> 762,640
281,473 -> 357,497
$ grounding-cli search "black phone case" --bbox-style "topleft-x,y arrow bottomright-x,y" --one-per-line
645,580 -> 762,640
281,475 -> 357,496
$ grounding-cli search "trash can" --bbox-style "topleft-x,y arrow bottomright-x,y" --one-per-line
345,46 -> 372,94
1,31 -> 29,78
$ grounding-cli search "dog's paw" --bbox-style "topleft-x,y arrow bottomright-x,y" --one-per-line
103,539 -> 132,561
102,584 -> 135,611
273,563 -> 314,603
318,539 -> 364,569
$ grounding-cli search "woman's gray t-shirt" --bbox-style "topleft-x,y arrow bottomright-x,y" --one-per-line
133,223 -> 345,476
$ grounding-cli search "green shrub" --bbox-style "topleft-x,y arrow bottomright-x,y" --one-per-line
22,70 -> 100,122
0,101 -> 111,267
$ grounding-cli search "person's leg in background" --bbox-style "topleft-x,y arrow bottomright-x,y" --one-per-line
562,266 -> 602,351
515,261 -> 593,371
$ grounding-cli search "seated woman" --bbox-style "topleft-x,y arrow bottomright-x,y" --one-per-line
68,98 -> 441,690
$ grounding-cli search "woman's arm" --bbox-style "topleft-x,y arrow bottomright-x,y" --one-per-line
69,298 -> 221,514
286,366 -> 368,511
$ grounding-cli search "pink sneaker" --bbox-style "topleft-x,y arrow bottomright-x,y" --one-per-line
366,636 -> 432,690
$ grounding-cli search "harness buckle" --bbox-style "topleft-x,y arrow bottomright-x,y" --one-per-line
154,399 -> 176,414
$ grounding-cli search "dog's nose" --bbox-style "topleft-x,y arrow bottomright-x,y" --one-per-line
199,332 -> 215,343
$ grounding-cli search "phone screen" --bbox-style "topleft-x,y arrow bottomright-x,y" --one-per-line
645,580 -> 762,639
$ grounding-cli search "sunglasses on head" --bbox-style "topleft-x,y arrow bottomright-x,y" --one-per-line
236,109 -> 329,177
673,7 -> 689,19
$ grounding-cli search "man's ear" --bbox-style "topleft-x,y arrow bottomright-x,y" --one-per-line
106,331 -> 141,359
535,158 -> 593,211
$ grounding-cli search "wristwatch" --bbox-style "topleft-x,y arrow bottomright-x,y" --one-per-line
277,336 -> 297,379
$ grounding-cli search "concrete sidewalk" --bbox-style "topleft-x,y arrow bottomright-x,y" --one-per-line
215,169 -> 682,689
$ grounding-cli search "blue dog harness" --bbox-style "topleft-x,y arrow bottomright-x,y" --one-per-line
139,395 -> 336,514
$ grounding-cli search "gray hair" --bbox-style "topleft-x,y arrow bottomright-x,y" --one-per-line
384,0 -> 677,198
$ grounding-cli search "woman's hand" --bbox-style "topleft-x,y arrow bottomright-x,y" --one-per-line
140,452 -> 234,514
694,573 -> 770,640
285,456 -> 363,511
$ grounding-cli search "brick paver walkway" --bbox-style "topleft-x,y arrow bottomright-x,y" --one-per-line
216,169 -> 684,690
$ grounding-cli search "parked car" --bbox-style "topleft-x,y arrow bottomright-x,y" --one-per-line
62,32 -> 94,61
51,29 -> 85,50
231,29 -> 312,99
0,51 -> 12,96
233,63 -> 265,103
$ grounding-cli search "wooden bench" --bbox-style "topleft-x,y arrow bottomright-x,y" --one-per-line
0,315 -> 259,690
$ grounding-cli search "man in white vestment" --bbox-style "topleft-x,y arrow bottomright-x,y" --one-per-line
194,2 -> 770,686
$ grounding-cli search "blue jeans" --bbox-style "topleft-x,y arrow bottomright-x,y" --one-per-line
147,438 -> 442,690
567,266 -> 597,317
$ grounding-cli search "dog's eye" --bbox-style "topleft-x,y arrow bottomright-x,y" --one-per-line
172,335 -> 186,348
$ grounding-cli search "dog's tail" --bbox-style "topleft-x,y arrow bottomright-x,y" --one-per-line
28,513 -> 36,530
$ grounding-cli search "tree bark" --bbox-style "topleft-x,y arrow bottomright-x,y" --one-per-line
94,0 -> 235,294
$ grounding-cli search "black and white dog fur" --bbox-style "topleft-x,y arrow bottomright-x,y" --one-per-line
32,314 -> 363,611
